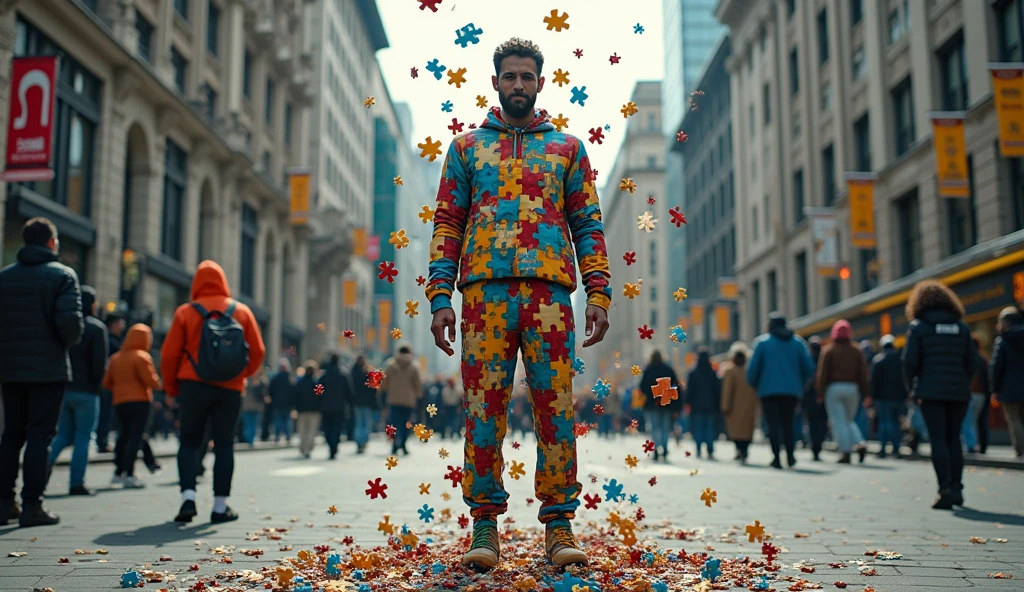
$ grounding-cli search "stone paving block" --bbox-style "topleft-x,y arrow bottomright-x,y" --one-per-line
0,576 -> 40,589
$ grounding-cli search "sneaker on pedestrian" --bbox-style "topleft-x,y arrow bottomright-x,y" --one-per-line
932,490 -> 956,510
951,490 -> 965,507
837,453 -> 852,464
462,520 -> 500,570
856,446 -> 868,464
147,463 -> 162,475
111,473 -> 125,486
19,503 -> 59,527
122,476 -> 145,489
545,520 -> 588,567
69,485 -> 95,496
0,498 -> 20,524
769,458 -> 783,470
174,500 -> 198,523
211,506 -> 239,524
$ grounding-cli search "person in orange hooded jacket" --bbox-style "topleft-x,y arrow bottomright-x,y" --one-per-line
102,324 -> 161,489
160,260 -> 266,524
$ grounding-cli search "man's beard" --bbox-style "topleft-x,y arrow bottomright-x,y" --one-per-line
499,90 -> 536,119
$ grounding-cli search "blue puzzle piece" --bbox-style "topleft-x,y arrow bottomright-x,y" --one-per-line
569,85 -> 589,107
426,58 -> 447,80
549,571 -> 602,592
418,504 -> 435,523
592,379 -> 611,399
634,23 -> 645,34
603,478 -> 625,502
326,553 -> 342,576
701,557 -> 722,582
441,100 -> 454,112
454,23 -> 484,48
572,356 -> 585,375
671,326 -> 688,344
629,493 -> 639,505
120,570 -> 142,588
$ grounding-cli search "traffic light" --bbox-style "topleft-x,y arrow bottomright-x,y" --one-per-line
839,266 -> 851,280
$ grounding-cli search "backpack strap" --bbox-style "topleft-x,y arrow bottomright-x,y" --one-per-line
191,302 -> 211,318
224,300 -> 237,317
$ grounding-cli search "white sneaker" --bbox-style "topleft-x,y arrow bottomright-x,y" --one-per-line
111,474 -> 125,486
122,476 -> 145,489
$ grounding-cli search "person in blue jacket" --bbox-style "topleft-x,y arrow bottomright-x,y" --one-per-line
747,312 -> 815,469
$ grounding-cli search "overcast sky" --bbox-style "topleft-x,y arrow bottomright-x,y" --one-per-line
375,0 -> 666,177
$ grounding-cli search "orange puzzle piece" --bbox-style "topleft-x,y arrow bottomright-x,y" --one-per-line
651,377 -> 678,406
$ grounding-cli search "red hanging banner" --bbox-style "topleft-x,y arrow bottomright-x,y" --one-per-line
3,56 -> 59,182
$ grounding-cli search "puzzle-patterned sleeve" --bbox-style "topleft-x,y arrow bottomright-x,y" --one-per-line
565,140 -> 612,311
426,140 -> 471,313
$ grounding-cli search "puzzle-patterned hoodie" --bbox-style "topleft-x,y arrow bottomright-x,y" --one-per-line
426,107 -> 612,313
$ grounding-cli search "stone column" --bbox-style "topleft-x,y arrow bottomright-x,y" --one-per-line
964,3 -> 995,105
864,0 -> 892,169
225,0 -> 245,113
154,0 -> 175,88
908,0 -> 935,138
266,234 -> 283,361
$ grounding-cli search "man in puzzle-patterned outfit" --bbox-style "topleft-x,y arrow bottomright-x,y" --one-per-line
427,38 -> 612,570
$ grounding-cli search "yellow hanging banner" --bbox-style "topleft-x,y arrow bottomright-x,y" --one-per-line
989,64 -> 1024,157
718,277 -> 739,300
353,228 -> 368,258
846,172 -> 876,249
343,279 -> 358,309
288,168 -> 311,224
377,299 -> 393,328
713,304 -> 732,342
684,352 -> 696,368
930,112 -> 970,198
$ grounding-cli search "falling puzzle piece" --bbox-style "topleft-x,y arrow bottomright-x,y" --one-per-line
426,58 -> 447,80
454,22 -> 483,48
543,9 -> 570,31
570,86 -> 589,107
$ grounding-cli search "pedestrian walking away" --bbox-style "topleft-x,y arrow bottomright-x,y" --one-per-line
102,324 -> 161,489
267,359 -> 295,443
639,351 -> 683,462
349,356 -> 378,454
989,306 -> 1024,460
426,37 -> 611,572
962,335 -> 990,454
240,369 -> 268,446
160,260 -> 266,524
96,313 -> 125,453
381,344 -> 423,456
802,337 -> 828,461
48,285 -> 108,496
440,374 -> 465,440
747,312 -> 815,470
686,347 -> 721,460
318,353 -> 353,460
293,359 -> 323,459
720,342 -> 757,464
818,320 -> 871,464
0,218 -> 84,527
870,334 -> 908,458
902,280 -> 975,509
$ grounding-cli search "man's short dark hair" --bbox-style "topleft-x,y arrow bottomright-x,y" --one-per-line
23,217 -> 57,246
398,345 -> 412,354
493,37 -> 544,76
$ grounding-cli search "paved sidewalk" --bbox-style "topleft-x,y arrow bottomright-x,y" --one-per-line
3,435 -> 1022,590
50,437 -> 291,467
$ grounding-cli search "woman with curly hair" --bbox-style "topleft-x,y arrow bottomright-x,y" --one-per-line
902,280 -> 976,509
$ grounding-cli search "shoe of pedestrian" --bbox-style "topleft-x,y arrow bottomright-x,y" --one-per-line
769,458 -> 783,470
122,476 -> 145,489
462,520 -> 500,570
111,473 -> 125,486
653,450 -> 660,461
147,463 -> 163,475
951,490 -> 965,506
837,453 -> 852,464
877,450 -> 887,459
69,485 -> 95,496
707,453 -> 715,461
812,451 -> 821,462
211,507 -> 239,524
856,446 -> 868,464
97,445 -> 113,454
545,520 -> 588,567
932,490 -> 956,510
0,498 -> 20,524
787,455 -> 797,468
19,504 -> 59,527
174,500 -> 198,523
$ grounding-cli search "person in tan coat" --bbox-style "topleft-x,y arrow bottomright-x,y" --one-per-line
720,342 -> 758,464
102,324 -> 161,488
381,344 -> 423,455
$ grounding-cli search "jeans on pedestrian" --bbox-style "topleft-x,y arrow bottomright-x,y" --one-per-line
388,406 -> 413,452
920,399 -> 969,492
96,389 -> 114,449
875,400 -> 904,454
48,390 -> 99,487
855,406 -> 872,442
353,406 -> 374,447
0,382 -> 65,504
272,408 -> 293,441
690,412 -> 716,454
761,395 -> 798,462
909,401 -> 930,442
176,381 -> 242,496
644,410 -> 673,453
804,398 -> 828,454
961,393 -> 985,450
114,401 -> 150,477
240,411 -> 260,445
825,382 -> 865,453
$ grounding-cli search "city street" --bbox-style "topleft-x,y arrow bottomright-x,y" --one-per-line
2,434 -> 1022,590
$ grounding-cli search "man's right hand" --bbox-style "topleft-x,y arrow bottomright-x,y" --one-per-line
431,308 -> 457,357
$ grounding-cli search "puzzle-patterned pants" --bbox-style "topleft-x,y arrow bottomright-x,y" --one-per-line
460,279 -> 581,524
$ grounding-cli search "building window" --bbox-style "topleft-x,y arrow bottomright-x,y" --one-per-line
752,205 -> 760,241
948,156 -> 977,255
787,0 -> 796,19
888,9 -> 904,43
817,8 -> 829,64
764,194 -> 771,235
896,190 -> 922,277
650,284 -> 658,303
767,269 -> 778,313
938,34 -> 968,111
822,144 -> 835,207
792,111 -> 801,139
239,204 -> 257,297
751,280 -> 762,335
262,151 -> 272,174
243,50 -> 252,98
12,18 -> 101,218
997,0 -> 1022,61
285,103 -> 293,145
135,13 -> 153,62
206,1 -> 221,57
852,46 -> 866,80
647,112 -> 657,131
174,0 -> 189,21
795,253 -> 809,317
650,310 -> 658,329
854,114 -> 871,171
265,78 -> 275,125
762,83 -> 771,125
749,103 -> 755,138
171,47 -> 188,93
789,48 -> 800,95
892,77 -> 915,156
826,278 -> 841,306
200,83 -> 216,119
851,0 -> 863,26
793,169 -> 805,224
650,240 -> 657,275
820,82 -> 833,112
162,139 -> 188,261
859,248 -> 879,293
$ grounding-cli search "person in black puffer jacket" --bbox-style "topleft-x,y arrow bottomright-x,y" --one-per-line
350,356 -> 378,454
639,350 -> 683,462
318,354 -> 353,460
0,218 -> 84,527
990,306 -> 1024,460
902,280 -> 975,509
803,337 -> 828,461
48,285 -> 108,496
686,348 -> 721,460
293,360 -> 322,459
871,334 -> 907,458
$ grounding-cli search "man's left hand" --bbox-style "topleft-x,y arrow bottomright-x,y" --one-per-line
582,304 -> 609,348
